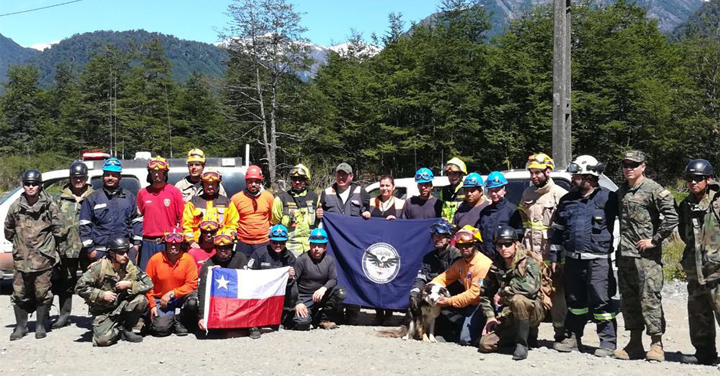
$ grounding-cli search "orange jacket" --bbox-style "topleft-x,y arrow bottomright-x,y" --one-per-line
432,251 -> 493,308
182,195 -> 239,243
231,190 -> 274,244
145,252 -> 198,309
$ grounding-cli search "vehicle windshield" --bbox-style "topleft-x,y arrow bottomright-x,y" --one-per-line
0,186 -> 21,205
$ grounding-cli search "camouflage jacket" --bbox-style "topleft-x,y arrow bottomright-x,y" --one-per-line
479,246 -> 542,319
4,191 -> 63,272
678,182 -> 720,284
618,178 -> 678,259
56,184 -> 93,258
75,258 -> 153,315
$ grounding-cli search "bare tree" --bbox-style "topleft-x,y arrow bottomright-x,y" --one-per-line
222,0 -> 310,182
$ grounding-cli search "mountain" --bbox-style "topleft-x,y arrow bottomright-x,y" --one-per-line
416,0 -> 706,37
672,0 -> 720,39
0,30 -> 228,88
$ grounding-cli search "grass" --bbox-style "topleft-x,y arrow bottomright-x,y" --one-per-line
663,235 -> 686,281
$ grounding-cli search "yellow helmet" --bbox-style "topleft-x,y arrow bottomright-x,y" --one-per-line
214,228 -> 237,246
454,225 -> 483,244
147,156 -> 169,171
526,153 -> 554,171
187,148 -> 206,164
289,164 -> 311,180
445,157 -> 468,175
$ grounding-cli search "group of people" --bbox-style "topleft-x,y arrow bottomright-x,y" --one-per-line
4,148 -> 720,367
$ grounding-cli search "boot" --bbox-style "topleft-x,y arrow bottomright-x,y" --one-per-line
10,306 -> 29,341
528,326 -> 539,349
646,335 -> 664,362
613,330 -> 645,360
553,332 -> 581,353
121,306 -> 144,343
35,304 -> 49,339
680,353 -> 717,365
553,326 -> 566,343
121,329 -> 143,343
52,294 -> 72,329
174,317 -> 188,336
249,327 -> 261,339
513,319 -> 530,361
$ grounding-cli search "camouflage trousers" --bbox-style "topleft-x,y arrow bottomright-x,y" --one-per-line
617,256 -> 665,335
478,295 -> 545,353
687,278 -> 720,357
12,269 -> 53,311
92,294 -> 147,347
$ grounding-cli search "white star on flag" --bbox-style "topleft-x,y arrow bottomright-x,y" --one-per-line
216,275 -> 230,289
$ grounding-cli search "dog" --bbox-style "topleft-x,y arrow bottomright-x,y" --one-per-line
404,282 -> 450,343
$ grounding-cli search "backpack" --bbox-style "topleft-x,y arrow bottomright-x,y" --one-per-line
527,251 -> 554,311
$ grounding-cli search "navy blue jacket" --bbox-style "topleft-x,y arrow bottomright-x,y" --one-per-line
550,187 -> 618,262
79,187 -> 143,252
476,199 -> 521,261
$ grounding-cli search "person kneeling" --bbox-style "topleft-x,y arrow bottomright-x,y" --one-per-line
75,237 -> 153,346
478,226 -> 546,361
293,228 -> 346,330
145,227 -> 199,337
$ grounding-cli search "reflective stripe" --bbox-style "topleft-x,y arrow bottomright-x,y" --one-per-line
416,273 -> 427,279
550,244 -> 562,252
132,217 -> 143,223
522,221 -> 551,230
82,239 -> 93,247
568,307 -> 589,315
133,235 -> 143,241
566,251 -> 607,260
552,223 -> 565,230
593,312 -> 616,321
410,288 -> 420,294
79,220 -> 92,225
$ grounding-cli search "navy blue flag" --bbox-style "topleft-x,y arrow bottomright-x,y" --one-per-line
322,212 -> 437,310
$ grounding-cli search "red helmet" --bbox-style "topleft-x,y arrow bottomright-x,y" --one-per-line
245,165 -> 263,180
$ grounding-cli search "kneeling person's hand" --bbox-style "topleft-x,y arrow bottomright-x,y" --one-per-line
295,303 -> 308,318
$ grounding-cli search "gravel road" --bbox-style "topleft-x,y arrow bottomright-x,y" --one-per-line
0,281 -> 717,376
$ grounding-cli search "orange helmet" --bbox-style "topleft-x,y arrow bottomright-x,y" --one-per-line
201,170 -> 221,183
148,156 -> 169,171
454,225 -> 483,245
246,165 -> 263,180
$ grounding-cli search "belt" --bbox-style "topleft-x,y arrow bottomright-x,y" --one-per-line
143,235 -> 162,239
565,251 -> 608,260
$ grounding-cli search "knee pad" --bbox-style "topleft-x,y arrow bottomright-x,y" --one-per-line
294,316 -> 312,330
333,286 -> 347,300
184,297 -> 199,312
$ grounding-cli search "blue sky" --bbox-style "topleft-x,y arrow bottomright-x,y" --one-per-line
0,0 -> 440,49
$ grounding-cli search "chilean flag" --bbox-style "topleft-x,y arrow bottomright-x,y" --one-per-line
203,267 -> 289,329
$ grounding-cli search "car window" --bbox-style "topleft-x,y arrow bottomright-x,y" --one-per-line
167,171 -> 186,186
90,176 -> 142,196
43,177 -> 69,199
222,173 -> 246,198
369,187 -> 407,200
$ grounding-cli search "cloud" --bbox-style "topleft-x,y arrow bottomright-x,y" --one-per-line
28,40 -> 59,51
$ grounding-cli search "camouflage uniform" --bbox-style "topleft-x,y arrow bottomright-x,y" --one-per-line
4,191 -> 63,311
75,258 -> 153,346
478,245 -> 545,352
617,177 -> 678,336
678,182 -> 720,362
54,185 -> 94,304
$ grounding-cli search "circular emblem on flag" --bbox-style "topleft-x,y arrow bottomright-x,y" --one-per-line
164,198 -> 171,207
362,242 -> 401,284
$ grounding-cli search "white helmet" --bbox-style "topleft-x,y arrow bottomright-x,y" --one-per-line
567,155 -> 605,177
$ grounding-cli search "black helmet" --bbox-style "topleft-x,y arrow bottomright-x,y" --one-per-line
106,237 -> 131,252
22,169 -> 42,184
494,225 -> 518,243
69,161 -> 88,177
685,159 -> 714,177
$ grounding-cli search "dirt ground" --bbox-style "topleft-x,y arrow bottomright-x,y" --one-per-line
0,281 -> 717,376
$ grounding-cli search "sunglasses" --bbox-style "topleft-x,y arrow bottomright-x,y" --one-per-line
496,242 -> 514,248
456,243 -> 475,249
622,162 -> 641,170
685,175 -> 707,183
23,182 -> 40,187
164,233 -> 184,243
112,249 -> 129,255
270,240 -> 286,245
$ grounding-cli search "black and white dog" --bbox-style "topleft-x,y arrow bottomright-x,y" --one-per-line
404,282 -> 451,343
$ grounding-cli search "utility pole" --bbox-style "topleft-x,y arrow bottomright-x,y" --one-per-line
552,0 -> 572,168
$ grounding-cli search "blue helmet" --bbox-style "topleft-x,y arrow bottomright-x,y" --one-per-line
415,168 -> 434,184
430,219 -> 454,236
462,172 -> 485,188
269,224 -> 289,242
102,158 -> 122,173
485,171 -> 507,189
309,228 -> 328,244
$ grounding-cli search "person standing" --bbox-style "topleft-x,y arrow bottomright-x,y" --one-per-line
272,164 -> 320,255
551,155 -> 618,358
476,171 -> 521,261
519,153 -> 568,343
452,173 -> 488,229
5,169 -> 63,340
232,165 -> 275,257
74,237 -> 153,346
182,170 -> 238,248
401,168 -> 442,219
317,162 -> 370,325
440,158 -> 468,222
677,159 -> 720,365
136,157 -> 185,270
614,150 -> 678,362
368,175 -> 404,220
175,148 -> 227,202
52,161 -> 94,329
79,158 -> 142,265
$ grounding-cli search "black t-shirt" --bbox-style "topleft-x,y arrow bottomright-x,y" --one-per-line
401,196 -> 443,219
